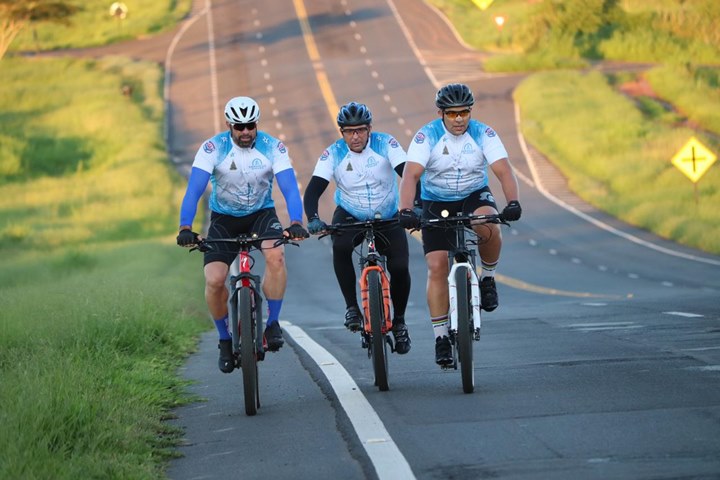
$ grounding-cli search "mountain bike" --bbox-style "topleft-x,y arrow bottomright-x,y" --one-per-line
192,233 -> 296,415
319,217 -> 398,391
421,211 -> 507,393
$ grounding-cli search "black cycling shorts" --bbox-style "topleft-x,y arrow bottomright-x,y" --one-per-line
420,186 -> 498,255
204,208 -> 284,266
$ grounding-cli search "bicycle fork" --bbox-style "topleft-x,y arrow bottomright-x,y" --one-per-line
448,262 -> 482,340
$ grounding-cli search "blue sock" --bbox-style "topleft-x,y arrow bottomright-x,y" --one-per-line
266,299 -> 282,326
214,315 -> 231,340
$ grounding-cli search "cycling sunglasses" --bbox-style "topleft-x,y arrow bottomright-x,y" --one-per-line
231,122 -> 257,131
443,109 -> 471,119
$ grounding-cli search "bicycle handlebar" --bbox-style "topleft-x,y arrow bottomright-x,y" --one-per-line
189,233 -> 296,253
317,217 -> 399,240
419,212 -> 509,230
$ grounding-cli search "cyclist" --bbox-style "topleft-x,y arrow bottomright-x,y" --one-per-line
177,96 -> 309,373
303,102 -> 412,354
397,83 -> 521,366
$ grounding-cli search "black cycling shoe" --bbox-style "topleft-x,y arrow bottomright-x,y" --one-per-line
480,277 -> 498,312
344,306 -> 362,332
392,318 -> 411,354
435,336 -> 453,366
218,339 -> 235,373
264,322 -> 284,352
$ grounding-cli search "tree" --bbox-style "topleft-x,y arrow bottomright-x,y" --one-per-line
0,0 -> 78,60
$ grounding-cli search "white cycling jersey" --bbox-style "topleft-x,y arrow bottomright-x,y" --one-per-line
407,118 -> 508,201
312,132 -> 406,220
192,131 -> 293,217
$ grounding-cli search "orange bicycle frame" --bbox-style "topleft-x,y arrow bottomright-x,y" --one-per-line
359,265 -> 392,334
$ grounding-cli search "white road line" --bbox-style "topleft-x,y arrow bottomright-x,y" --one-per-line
282,321 -> 416,480
663,311 -> 705,318
568,322 -> 636,327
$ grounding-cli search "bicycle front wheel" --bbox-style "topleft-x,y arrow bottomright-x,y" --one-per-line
367,269 -> 389,391
455,266 -> 474,394
239,287 -> 259,415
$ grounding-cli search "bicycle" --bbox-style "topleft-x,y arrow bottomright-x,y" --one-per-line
420,210 -> 508,393
191,233 -> 297,415
319,217 -> 399,391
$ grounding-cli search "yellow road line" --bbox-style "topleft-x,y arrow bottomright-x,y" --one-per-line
292,0 -> 339,124
410,231 -> 627,299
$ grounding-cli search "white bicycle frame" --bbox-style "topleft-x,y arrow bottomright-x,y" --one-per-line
447,262 -> 482,334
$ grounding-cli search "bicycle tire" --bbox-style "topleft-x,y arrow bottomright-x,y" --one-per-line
367,269 -> 389,391
455,266 -> 474,394
239,287 -> 259,415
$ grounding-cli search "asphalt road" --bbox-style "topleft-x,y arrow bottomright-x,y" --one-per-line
63,0 -> 720,478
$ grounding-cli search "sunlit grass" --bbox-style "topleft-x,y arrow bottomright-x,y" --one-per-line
0,240 -> 207,479
515,70 -> 720,254
0,56 -> 185,248
9,0 -> 192,53
0,56 -> 209,477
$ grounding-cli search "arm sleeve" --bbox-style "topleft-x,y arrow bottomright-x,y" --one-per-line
303,175 -> 330,220
276,168 -> 304,223
179,167 -> 211,228
394,162 -> 422,206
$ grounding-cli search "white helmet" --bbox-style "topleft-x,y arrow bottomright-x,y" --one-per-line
224,96 -> 260,124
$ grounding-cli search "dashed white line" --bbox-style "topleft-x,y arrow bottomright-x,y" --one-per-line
663,311 -> 704,318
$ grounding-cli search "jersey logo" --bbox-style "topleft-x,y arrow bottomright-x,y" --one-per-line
203,141 -> 216,154
414,132 -> 426,144
250,158 -> 264,170
346,162 -> 354,171
277,142 -> 287,153
389,138 -> 399,148
442,146 -> 449,155
462,143 -> 474,154
485,127 -> 496,138
320,149 -> 329,161
230,161 -> 237,170
367,156 -> 378,168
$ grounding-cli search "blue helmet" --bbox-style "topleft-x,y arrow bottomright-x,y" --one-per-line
337,102 -> 372,127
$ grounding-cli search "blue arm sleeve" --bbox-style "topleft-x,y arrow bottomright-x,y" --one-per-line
276,168 -> 304,223
179,167 -> 211,228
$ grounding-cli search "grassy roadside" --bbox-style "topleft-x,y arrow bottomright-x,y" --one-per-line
0,241 -> 207,479
514,70 -> 720,255
8,0 -> 193,53
0,56 -> 207,478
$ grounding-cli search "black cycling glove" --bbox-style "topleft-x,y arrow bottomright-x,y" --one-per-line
284,223 -> 310,239
398,208 -> 421,230
307,216 -> 328,235
177,229 -> 198,246
502,200 -> 522,221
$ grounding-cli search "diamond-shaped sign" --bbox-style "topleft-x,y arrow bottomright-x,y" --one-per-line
671,137 -> 716,183
471,0 -> 494,10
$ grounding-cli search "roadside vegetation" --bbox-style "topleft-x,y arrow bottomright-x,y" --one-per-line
1,17 -> 206,480
429,0 -> 720,254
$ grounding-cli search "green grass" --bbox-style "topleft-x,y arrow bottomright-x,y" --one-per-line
515,70 -> 720,255
8,0 -> 193,53
0,56 -> 209,477
0,56 -> 182,248
0,240 -> 207,479
427,0 -> 720,71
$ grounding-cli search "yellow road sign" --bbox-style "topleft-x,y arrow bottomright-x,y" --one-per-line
671,137 -> 716,183
471,0 -> 494,10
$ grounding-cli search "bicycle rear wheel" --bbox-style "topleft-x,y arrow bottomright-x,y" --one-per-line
367,269 -> 389,391
239,287 -> 259,415
455,266 -> 474,394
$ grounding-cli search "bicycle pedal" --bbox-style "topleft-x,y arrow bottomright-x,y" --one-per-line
474,328 -> 481,341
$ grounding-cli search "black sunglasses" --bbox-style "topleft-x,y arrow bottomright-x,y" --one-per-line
231,122 -> 257,131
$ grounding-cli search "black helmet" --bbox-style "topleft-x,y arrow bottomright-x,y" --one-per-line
337,102 -> 373,127
435,83 -> 475,109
